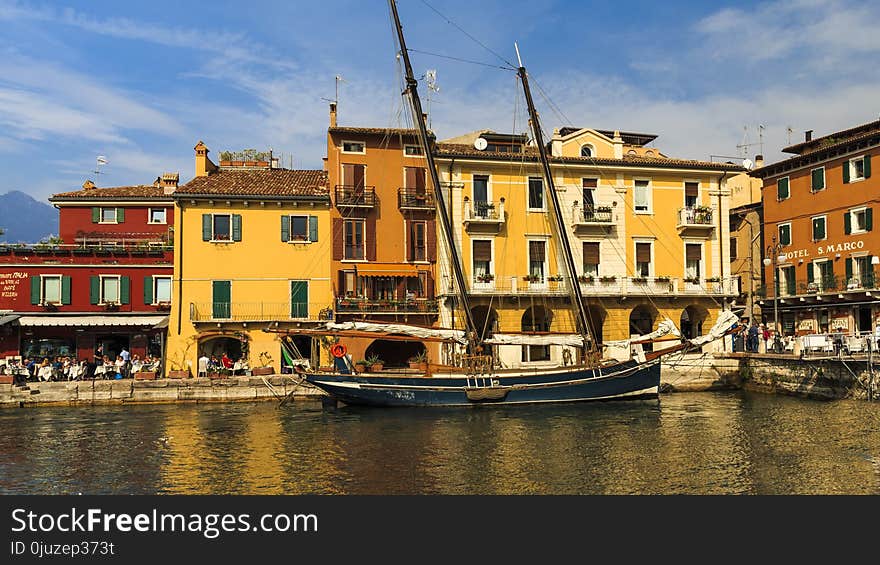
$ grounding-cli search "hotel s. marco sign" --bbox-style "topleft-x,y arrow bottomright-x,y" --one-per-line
782,238 -> 867,261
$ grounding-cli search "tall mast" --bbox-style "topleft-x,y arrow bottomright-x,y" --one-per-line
516,57 -> 594,354
388,0 -> 478,345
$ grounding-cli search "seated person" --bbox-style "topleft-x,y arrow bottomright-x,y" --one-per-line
130,354 -> 144,374
221,353 -> 234,370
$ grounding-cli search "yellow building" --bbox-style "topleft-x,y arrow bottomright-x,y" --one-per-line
434,127 -> 743,367
164,142 -> 332,376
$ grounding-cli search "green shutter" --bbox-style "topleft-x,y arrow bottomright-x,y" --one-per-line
232,214 -> 242,242
867,207 -> 873,231
281,215 -> 290,242
865,155 -> 872,179
212,280 -> 231,319
30,276 -> 41,305
777,178 -> 789,200
120,276 -> 130,304
291,281 -> 308,318
92,207 -> 100,223
843,161 -> 851,184
846,258 -> 853,281
90,276 -> 100,305
116,208 -> 125,223
811,168 -> 824,191
807,263 -> 814,284
844,212 -> 852,235
61,276 -> 71,305
143,276 -> 153,305
202,214 -> 212,241
309,216 -> 318,243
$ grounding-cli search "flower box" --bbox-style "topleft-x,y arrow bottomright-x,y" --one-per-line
599,276 -> 616,283
252,367 -> 274,376
167,370 -> 189,379
134,371 -> 157,381
0,375 -> 14,385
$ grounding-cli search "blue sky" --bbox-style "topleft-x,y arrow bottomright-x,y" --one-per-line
1,0 -> 878,201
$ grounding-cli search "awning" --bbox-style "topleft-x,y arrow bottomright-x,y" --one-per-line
355,263 -> 424,278
0,314 -> 21,326
152,316 -> 170,329
16,315 -> 169,327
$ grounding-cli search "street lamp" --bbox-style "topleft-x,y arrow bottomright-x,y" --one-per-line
763,235 -> 786,345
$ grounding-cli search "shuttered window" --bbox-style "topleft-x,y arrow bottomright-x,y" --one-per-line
778,223 -> 791,246
684,182 -> 699,207
583,242 -> 600,276
529,240 -> 546,262
811,167 -> 825,191
290,281 -> 308,319
812,216 -> 826,241
473,240 -> 492,262
685,244 -> 702,261
212,280 -> 231,319
528,177 -> 544,210
634,180 -> 650,212
344,220 -> 365,260
777,177 -> 790,200
635,242 -> 651,277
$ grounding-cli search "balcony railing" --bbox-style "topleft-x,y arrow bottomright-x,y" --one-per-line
190,302 -> 325,322
0,241 -> 172,257
677,206 -> 714,228
335,185 -> 377,208
572,203 -> 614,227
445,275 -> 741,297
463,198 -> 505,229
397,188 -> 435,211
767,274 -> 877,299
335,297 -> 439,314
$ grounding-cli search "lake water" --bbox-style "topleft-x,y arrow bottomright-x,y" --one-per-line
2,391 -> 880,494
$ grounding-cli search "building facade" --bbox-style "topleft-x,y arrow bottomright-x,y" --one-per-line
728,158 -> 766,325
434,126 -> 742,367
164,142 -> 332,376
0,178 -> 175,365
752,120 -> 879,337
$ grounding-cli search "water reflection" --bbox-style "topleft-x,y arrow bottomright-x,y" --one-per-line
1,392 -> 880,495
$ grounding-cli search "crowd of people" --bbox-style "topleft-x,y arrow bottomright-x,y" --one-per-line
0,347 -> 161,385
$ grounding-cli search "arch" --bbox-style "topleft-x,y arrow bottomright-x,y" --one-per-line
365,339 -> 426,369
680,304 -> 710,340
585,305 -> 607,345
198,336 -> 243,362
629,304 -> 658,352
580,144 -> 595,158
471,305 -> 499,342
522,305 -> 553,362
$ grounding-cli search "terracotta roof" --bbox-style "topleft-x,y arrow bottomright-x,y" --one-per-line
435,143 -> 743,171
782,119 -> 880,155
175,169 -> 329,200
50,185 -> 171,201
329,126 -> 434,139
752,127 -> 880,178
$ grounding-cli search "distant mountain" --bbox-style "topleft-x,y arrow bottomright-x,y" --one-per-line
0,191 -> 58,243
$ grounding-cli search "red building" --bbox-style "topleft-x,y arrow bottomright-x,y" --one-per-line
0,175 -> 176,368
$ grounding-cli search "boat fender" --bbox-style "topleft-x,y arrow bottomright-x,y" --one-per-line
330,344 -> 348,358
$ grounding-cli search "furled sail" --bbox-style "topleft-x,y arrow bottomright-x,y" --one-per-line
603,318 -> 681,349
324,321 -> 469,345
484,334 -> 585,347
686,310 -> 739,347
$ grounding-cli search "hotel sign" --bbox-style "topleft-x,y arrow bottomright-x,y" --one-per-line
783,239 -> 866,261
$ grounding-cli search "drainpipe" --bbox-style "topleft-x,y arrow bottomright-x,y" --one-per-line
176,204 -> 183,336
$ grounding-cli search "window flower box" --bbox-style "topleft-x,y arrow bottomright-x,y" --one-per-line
523,274 -> 542,283
476,273 -> 495,283
631,277 -> 648,284
578,275 -> 595,283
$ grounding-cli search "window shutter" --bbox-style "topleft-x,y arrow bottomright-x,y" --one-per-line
61,276 -> 71,305
116,208 -> 125,223
529,240 -> 546,262
867,208 -> 873,231
686,244 -> 702,261
405,167 -> 417,189
120,276 -> 130,304
341,163 -> 354,186
232,214 -> 242,242
281,215 -> 290,242
777,178 -> 789,199
844,212 -> 852,235
90,276 -> 100,305
583,242 -> 600,264
473,240 -> 491,262
636,242 -> 651,264
30,276 -> 41,305
846,258 -> 853,281
92,207 -> 100,223
843,162 -> 851,184
865,155 -> 872,179
309,216 -> 319,242
582,178 -> 598,188
202,214 -> 212,241
426,273 -> 434,298
807,263 -> 814,284
811,168 -> 824,191
332,218 -> 344,260
404,220 -> 413,261
426,220 -> 436,262
143,276 -> 153,305
366,215 -> 377,261
684,182 -> 698,198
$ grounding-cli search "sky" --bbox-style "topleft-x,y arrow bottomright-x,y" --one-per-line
0,0 -> 878,202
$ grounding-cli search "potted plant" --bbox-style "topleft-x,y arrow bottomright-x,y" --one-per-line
684,276 -> 701,284
366,354 -> 383,372
252,351 -> 274,376
354,359 -> 369,373
599,275 -> 616,283
408,351 -> 428,371
103,302 -> 120,312
706,277 -> 720,283
523,274 -> 541,283
155,301 -> 172,311
655,276 -> 671,283
578,274 -> 595,283
548,275 -> 563,282
476,273 -> 494,283
134,367 -> 157,380
631,277 -> 647,284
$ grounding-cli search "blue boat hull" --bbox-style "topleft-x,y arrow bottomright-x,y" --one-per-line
305,360 -> 660,407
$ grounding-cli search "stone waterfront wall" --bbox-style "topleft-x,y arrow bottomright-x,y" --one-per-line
0,376 -> 323,408
732,354 -> 878,401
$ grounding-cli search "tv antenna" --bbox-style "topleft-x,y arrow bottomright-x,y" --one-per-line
735,124 -> 765,158
93,155 -> 108,180
321,75 -> 347,108
786,125 -> 793,145
422,69 -> 440,128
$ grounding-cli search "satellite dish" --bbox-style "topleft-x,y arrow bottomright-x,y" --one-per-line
474,137 -> 488,151
742,158 -> 754,170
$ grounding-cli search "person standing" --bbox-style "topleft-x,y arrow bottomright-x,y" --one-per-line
747,321 -> 760,353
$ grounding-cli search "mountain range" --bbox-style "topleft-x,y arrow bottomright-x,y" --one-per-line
0,191 -> 59,243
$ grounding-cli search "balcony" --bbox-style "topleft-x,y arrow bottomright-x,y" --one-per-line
444,275 -> 741,298
190,302 -> 327,322
335,297 -> 439,315
335,185 -> 377,209
0,241 -> 172,259
572,203 -> 614,233
397,188 -> 435,212
463,198 -> 505,232
676,206 -> 714,235
765,274 -> 877,302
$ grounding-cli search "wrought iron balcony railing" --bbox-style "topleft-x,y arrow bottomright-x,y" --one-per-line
335,185 -> 377,208
397,188 -> 435,211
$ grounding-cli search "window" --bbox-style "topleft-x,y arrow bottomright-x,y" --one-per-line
282,215 -> 318,243
342,140 -> 365,154
729,237 -> 738,261
100,207 -> 120,223
290,281 -> 309,318
410,221 -> 426,261
812,216 -> 826,241
404,145 -> 424,157
527,177 -> 544,210
528,240 -> 546,282
101,276 -> 120,304
42,275 -> 61,304
202,213 -> 241,242
212,280 -> 231,319
684,182 -> 699,208
778,223 -> 791,246
521,308 -> 551,362
472,240 -> 492,281
473,174 -> 489,204
149,208 -> 167,224
811,167 -> 825,192
635,242 -> 651,277
844,155 -> 871,183
817,260 -> 834,288
344,219 -> 365,260
845,207 -> 872,234
634,179 -> 651,213
153,276 -> 172,304
580,144 -> 594,158
342,270 -> 364,297
213,214 -> 230,241
583,242 -> 600,277
855,256 -> 872,287
685,244 -> 702,280
781,265 -> 796,296
777,177 -> 790,200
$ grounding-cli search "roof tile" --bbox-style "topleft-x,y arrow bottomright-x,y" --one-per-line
175,169 -> 329,199
50,185 -> 171,200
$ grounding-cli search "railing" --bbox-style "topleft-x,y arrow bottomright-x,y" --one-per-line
335,297 -> 439,314
571,203 -> 613,225
768,274 -> 877,298
190,302 -> 326,322
677,207 -> 714,227
463,199 -> 505,222
335,185 -> 377,207
397,188 -> 435,210
0,241 -> 172,255
453,275 -> 741,296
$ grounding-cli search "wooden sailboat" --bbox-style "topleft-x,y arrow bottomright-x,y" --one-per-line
266,0 -> 740,407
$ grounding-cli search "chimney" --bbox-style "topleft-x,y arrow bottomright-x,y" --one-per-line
805,130 -> 813,142
82,180 -> 96,190
329,103 -> 337,128
612,130 -> 624,159
551,128 -> 563,157
194,140 -> 217,178
755,154 -> 765,168
160,172 -> 179,195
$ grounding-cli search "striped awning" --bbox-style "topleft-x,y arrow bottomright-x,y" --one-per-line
356,263 -> 423,278
0,314 -> 21,326
16,315 -> 169,327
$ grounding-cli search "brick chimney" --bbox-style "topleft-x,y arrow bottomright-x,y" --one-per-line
82,180 -> 96,190
755,154 -> 765,168
161,172 -> 179,195
194,140 -> 217,178
805,130 -> 813,142
329,103 -> 337,128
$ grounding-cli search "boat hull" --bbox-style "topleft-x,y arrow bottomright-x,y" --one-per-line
305,360 -> 660,407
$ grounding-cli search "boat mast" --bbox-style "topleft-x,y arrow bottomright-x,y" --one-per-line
388,0 -> 479,348
516,50 -> 595,356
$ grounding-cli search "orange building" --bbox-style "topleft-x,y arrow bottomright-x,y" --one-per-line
324,104 -> 440,366
752,120 -> 879,337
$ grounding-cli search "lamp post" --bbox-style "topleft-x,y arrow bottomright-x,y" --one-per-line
763,235 -> 786,349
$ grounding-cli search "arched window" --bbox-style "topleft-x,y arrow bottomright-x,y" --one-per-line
580,144 -> 594,158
